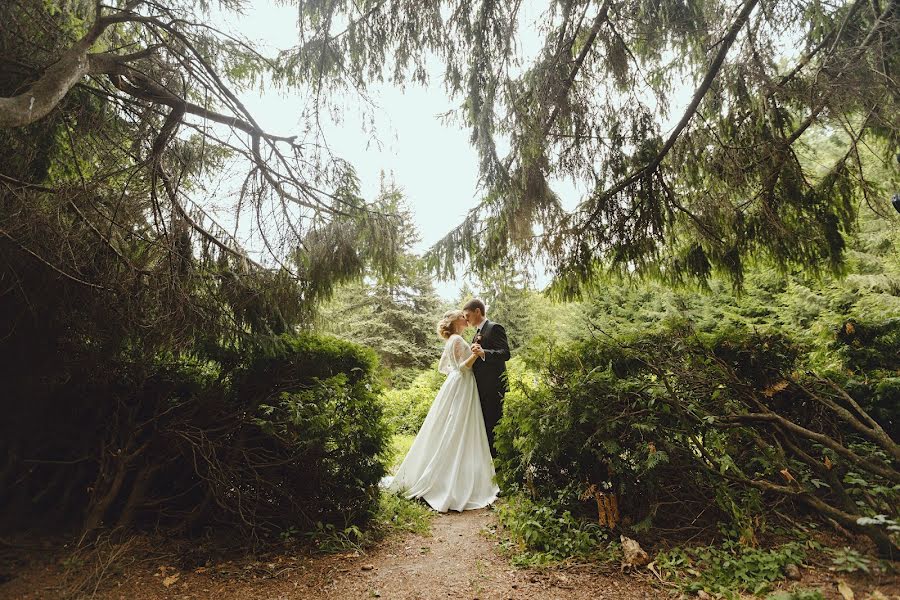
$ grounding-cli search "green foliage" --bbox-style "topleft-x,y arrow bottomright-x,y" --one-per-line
232,334 -> 391,528
766,590 -> 825,600
656,541 -> 808,598
381,368 -> 446,435
304,521 -> 368,554
575,206 -> 899,378
494,493 -> 615,567
304,491 -> 433,553
383,356 -> 539,440
836,318 -> 900,373
825,547 -> 873,574
317,188 -> 449,385
0,0 -> 406,549
485,199 -> 899,568
494,317 -> 899,555
469,265 -> 590,351
0,330 -> 392,544
288,0 -> 900,291
370,490 -> 433,538
387,433 -> 416,471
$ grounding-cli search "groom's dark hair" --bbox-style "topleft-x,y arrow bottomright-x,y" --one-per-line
462,298 -> 486,316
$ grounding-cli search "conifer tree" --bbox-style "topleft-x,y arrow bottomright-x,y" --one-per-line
287,0 -> 899,292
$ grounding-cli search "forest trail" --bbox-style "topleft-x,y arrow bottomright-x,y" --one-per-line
0,508 -> 658,600
3,506 -> 897,599
301,508 -> 654,600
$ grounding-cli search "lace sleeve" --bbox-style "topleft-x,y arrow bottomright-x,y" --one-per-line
438,335 -> 472,374
452,335 -> 472,368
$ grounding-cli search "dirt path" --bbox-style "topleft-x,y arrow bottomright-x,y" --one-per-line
303,508 -> 654,600
0,508 -> 656,600
3,508 -> 896,599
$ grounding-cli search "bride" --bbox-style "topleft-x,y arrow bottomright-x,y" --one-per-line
384,310 -> 499,512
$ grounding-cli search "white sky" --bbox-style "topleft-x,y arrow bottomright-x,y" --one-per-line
211,1 -> 707,300
222,2 -> 489,299
212,1 -> 592,299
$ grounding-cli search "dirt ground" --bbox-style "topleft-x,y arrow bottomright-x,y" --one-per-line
1,508 -> 897,600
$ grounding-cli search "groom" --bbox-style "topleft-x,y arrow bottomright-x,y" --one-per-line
462,298 -> 511,459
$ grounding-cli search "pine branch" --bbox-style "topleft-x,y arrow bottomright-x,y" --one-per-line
577,0 -> 761,234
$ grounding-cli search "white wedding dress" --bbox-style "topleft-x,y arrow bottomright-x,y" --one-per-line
383,334 -> 499,512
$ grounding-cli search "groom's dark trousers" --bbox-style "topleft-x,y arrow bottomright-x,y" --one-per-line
471,320 -> 511,458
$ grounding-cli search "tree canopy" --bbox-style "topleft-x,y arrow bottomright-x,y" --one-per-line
4,0 -> 897,305
1,0 -> 402,344
288,0 -> 899,292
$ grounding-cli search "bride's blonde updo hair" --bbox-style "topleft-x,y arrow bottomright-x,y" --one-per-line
437,310 -> 465,340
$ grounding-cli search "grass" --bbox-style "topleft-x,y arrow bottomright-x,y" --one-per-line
388,433 -> 415,472
372,490 -> 432,537
304,490 -> 433,553
370,434 -> 431,543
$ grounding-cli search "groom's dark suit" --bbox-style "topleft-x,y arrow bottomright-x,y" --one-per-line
471,319 -> 511,458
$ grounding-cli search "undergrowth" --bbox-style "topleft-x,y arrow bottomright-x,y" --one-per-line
655,539 -> 810,598
492,492 -> 841,598
493,494 -> 619,566
298,490 -> 433,553
765,590 -> 826,600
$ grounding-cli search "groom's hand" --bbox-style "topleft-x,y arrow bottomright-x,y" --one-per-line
472,343 -> 486,359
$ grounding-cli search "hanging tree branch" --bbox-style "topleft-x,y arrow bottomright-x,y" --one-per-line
575,0 -> 761,233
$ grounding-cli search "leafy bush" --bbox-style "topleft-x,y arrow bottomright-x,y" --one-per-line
380,367 -> 445,435
387,433 -> 416,470
655,541 -> 807,598
494,319 -> 899,555
0,332 -> 391,544
207,333 -> 391,533
834,318 -> 900,439
494,493 -> 614,566
836,318 -> 900,373
383,356 -> 537,437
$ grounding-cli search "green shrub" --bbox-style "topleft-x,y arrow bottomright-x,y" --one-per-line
834,318 -> 900,438
494,493 -> 614,566
835,318 -> 900,373
387,433 -> 416,470
380,367 -> 444,435
493,319 -> 899,555
0,332 -> 391,544
383,356 -> 537,438
232,333 -> 391,530
655,540 -> 808,598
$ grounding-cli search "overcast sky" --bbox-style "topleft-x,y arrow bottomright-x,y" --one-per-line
211,1 -> 714,300
216,1 -> 580,300
217,2 -> 475,299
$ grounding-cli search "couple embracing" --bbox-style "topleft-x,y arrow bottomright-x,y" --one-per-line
385,299 -> 510,512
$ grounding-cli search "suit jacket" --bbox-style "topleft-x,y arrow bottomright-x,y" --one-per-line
471,319 -> 511,399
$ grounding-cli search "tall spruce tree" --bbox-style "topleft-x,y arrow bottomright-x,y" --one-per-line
318,184 -> 449,384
